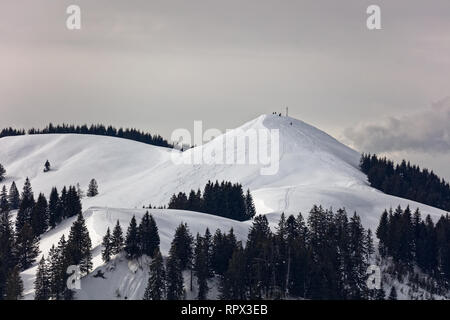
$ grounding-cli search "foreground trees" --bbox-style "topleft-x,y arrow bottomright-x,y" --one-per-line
0,178 -> 89,300
376,205 -> 450,289
109,206 -> 379,300
33,213 -> 93,300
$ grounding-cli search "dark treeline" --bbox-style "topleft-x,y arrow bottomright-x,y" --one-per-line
0,178 -> 91,300
0,128 -> 25,138
376,205 -> 450,292
8,178 -> 83,236
98,206 -> 380,300
0,178 -> 84,299
360,154 -> 450,211
34,213 -> 92,300
168,180 -> 256,221
0,123 -> 172,148
157,206 -> 377,300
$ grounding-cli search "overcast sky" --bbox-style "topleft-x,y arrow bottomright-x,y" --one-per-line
1,0 -> 449,179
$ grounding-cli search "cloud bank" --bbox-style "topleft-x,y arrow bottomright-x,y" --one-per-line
345,97 -> 450,154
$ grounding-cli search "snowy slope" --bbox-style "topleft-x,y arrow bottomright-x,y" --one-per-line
0,114 -> 446,230
1,114 -> 449,299
20,207 -> 249,299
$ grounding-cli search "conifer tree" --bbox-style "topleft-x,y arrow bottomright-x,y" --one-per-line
15,222 -> 39,270
111,220 -> 124,255
0,163 -> 5,182
0,210 -> 15,299
65,186 -> 82,218
166,256 -> 184,300
275,212 -> 289,295
404,207 -> 415,264
348,212 -> 369,299
48,187 -> 61,228
66,213 -> 92,274
34,256 -> 50,300
245,189 -> 256,220
203,228 -> 213,277
48,236 -> 69,300
138,211 -> 160,258
365,229 -> 375,262
424,215 -> 438,273
15,178 -> 35,233
5,266 -> 23,300
307,206 -> 339,300
47,244 -> 60,298
59,186 -> 68,218
211,228 -> 237,276
194,233 -> 209,300
436,214 -> 450,284
187,189 -> 203,212
219,244 -> 247,300
333,208 -> 350,299
376,210 -> 389,257
169,223 -> 193,270
143,249 -> 166,300
125,215 -> 140,259
102,227 -> 112,263
31,193 -> 48,236
245,215 -> 273,299
87,179 -> 99,197
284,214 -> 303,297
0,186 -> 9,213
8,181 -> 20,210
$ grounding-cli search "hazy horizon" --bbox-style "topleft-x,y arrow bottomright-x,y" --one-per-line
1,0 -> 449,179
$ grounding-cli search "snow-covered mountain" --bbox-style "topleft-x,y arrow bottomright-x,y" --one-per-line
1,114 -> 445,228
0,114 -> 447,299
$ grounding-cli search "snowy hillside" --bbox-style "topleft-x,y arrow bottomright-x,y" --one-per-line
0,114 -> 446,230
20,207 -> 249,299
1,114 -> 449,299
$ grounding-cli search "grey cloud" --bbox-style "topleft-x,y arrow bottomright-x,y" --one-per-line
344,97 -> 450,153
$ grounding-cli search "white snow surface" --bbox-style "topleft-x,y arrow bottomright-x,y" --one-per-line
0,114 -> 448,299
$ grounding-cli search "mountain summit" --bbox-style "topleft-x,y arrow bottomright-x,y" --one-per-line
0,114 -> 445,230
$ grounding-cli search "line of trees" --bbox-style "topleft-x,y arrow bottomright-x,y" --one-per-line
0,178 -> 85,299
150,206 -> 378,300
376,205 -> 450,292
101,211 -> 160,263
99,206 -> 380,300
360,154 -> 450,211
34,213 -> 92,300
1,179 -> 84,232
0,124 -> 172,148
0,128 -> 25,138
168,180 -> 256,221
0,178 -> 91,300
